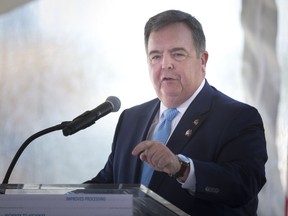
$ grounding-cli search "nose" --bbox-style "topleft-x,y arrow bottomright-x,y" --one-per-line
161,53 -> 174,70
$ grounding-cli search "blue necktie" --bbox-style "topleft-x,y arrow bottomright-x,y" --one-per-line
140,108 -> 179,186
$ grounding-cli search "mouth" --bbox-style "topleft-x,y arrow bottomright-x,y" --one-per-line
162,77 -> 177,82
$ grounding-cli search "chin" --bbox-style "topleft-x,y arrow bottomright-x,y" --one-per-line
161,95 -> 183,108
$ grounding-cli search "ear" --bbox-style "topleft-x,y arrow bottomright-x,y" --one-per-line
200,51 -> 209,73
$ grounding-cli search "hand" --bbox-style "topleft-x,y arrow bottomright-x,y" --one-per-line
132,140 -> 181,175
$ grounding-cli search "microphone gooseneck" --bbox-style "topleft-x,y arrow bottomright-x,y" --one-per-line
2,96 -> 121,185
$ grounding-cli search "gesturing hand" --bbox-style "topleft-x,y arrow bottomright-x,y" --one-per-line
132,140 -> 180,176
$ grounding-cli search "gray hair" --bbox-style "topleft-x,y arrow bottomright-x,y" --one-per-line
144,10 -> 206,57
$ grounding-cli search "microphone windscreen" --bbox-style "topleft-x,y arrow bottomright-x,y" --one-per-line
106,96 -> 121,112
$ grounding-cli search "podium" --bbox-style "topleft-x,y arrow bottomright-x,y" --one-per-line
0,184 -> 189,215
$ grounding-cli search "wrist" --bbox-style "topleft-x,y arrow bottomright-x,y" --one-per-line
170,154 -> 190,179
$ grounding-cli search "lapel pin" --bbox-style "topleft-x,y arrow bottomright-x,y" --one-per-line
185,129 -> 192,137
193,119 -> 200,126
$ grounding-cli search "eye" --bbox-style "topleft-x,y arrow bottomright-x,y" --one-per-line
172,52 -> 188,61
149,54 -> 162,64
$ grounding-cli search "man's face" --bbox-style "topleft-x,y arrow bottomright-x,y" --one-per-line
147,22 -> 208,108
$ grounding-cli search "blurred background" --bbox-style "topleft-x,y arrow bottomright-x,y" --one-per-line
0,0 -> 287,215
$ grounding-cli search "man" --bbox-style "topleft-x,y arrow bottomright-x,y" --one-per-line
86,10 -> 267,215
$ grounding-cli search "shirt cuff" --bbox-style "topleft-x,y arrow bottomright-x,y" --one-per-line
177,158 -> 196,193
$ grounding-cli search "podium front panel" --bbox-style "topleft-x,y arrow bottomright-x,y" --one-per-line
0,184 -> 189,216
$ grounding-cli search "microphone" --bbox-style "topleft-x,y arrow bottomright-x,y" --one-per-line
62,96 -> 121,136
2,96 -> 120,185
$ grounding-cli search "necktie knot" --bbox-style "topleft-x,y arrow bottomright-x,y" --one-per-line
163,108 -> 179,122
152,108 -> 179,144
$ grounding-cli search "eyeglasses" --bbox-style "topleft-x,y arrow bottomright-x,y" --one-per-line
148,49 -> 190,64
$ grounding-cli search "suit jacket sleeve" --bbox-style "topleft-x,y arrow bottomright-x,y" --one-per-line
191,103 -> 267,207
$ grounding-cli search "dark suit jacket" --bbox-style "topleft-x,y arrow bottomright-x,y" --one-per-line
86,80 -> 267,216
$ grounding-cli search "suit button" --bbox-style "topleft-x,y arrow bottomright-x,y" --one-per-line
205,186 -> 220,194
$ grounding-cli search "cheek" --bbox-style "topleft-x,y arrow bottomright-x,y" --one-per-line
148,69 -> 155,82
149,66 -> 161,82
182,71 -> 196,87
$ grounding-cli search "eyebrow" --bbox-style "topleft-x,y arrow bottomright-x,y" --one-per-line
170,47 -> 189,53
148,47 -> 188,56
148,50 -> 161,56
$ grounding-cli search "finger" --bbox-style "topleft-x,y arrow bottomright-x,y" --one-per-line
153,151 -> 171,170
131,141 -> 151,156
147,145 -> 167,168
155,152 -> 169,169
139,151 -> 148,162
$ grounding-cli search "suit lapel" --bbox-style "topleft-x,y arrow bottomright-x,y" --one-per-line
132,100 -> 160,182
168,113 -> 208,153
169,80 -> 214,152
135,100 -> 160,145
